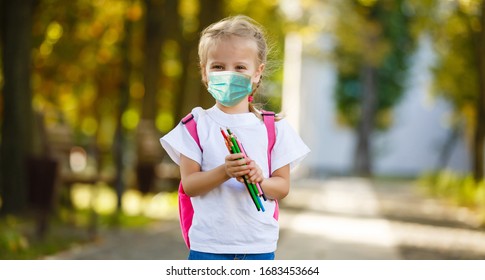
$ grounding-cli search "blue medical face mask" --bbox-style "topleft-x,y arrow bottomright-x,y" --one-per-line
207,71 -> 253,107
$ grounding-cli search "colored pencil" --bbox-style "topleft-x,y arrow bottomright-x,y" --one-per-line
238,141 -> 267,201
221,128 -> 265,212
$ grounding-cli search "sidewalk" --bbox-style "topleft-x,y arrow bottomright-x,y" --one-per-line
45,177 -> 485,260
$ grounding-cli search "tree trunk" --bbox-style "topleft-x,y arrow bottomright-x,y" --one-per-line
197,0 -> 224,109
436,124 -> 461,170
176,45 -> 203,119
142,0 -> 163,121
113,4 -> 134,210
354,64 -> 377,177
473,1 -> 485,181
174,0 -> 224,121
166,0 -> 192,122
136,0 -> 165,193
0,0 -> 36,214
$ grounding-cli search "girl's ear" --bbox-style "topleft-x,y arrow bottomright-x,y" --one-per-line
201,65 -> 208,85
253,63 -> 265,84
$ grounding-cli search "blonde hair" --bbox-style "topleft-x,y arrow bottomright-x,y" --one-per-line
198,15 -> 280,120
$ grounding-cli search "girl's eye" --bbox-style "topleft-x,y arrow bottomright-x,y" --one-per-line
236,65 -> 247,70
211,65 -> 223,70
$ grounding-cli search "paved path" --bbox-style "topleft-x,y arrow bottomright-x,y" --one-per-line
46,177 -> 485,260
278,178 -> 400,259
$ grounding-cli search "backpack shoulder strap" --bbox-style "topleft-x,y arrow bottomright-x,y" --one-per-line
261,110 -> 279,220
179,113 -> 200,249
261,110 -> 276,175
181,113 -> 202,151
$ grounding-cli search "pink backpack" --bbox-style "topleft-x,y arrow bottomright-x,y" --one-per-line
179,111 -> 278,249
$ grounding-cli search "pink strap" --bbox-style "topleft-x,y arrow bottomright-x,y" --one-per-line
261,110 -> 278,220
181,114 -> 202,151
261,111 -> 276,174
179,113 -> 200,249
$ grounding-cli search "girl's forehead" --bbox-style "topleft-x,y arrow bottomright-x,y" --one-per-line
207,36 -> 259,60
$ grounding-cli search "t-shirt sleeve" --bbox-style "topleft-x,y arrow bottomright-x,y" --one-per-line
159,114 -> 202,166
271,119 -> 310,173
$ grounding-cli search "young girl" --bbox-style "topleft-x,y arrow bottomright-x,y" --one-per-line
160,15 -> 309,260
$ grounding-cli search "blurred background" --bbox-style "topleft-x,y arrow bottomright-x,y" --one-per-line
0,0 -> 484,259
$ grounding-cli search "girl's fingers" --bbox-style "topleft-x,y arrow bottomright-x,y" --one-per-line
248,174 -> 262,184
229,164 -> 249,173
234,169 -> 250,177
225,155 -> 250,167
225,154 -> 260,180
225,153 -> 245,161
226,165 -> 249,178
246,161 -> 263,183
237,177 -> 246,183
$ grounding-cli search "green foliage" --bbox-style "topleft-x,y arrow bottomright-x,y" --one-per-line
430,10 -> 480,125
0,216 -> 30,257
30,0 -> 158,156
419,170 -> 485,225
224,0 -> 287,111
0,215 -> 92,260
333,0 -> 414,130
406,0 -> 484,141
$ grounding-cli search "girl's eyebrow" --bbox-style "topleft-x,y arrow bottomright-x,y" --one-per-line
208,60 -> 251,66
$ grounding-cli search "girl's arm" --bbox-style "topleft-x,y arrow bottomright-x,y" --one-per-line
259,165 -> 290,200
179,153 -> 251,197
243,161 -> 290,200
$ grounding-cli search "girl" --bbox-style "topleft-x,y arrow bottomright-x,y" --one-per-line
160,15 -> 309,260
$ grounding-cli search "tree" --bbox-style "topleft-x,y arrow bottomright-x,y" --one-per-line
479,1 -> 485,180
113,0 -> 140,210
0,0 -> 38,214
408,0 -> 485,180
135,0 -> 166,194
333,0 -> 413,176
30,0 -> 146,209
172,0 -> 224,122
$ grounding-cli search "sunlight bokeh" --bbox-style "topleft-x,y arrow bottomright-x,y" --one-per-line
91,183 -> 117,215
122,189 -> 143,216
143,192 -> 178,220
69,146 -> 87,173
70,184 -> 93,210
70,183 -> 178,219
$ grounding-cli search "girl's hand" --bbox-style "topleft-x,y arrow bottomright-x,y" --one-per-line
245,158 -> 264,184
224,153 -> 250,179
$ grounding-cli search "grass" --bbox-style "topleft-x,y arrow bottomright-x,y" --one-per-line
0,215 -> 90,260
418,170 -> 485,226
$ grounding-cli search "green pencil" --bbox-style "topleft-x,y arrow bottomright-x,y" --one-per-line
228,131 -> 264,211
223,129 -> 261,211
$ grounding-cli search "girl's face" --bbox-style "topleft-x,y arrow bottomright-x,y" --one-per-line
202,35 -> 264,87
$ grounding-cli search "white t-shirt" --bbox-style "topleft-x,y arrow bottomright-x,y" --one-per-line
160,105 -> 310,254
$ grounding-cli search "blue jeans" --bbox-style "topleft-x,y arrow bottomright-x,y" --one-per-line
188,250 -> 275,260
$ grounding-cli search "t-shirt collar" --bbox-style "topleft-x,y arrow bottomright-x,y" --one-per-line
206,105 -> 259,127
